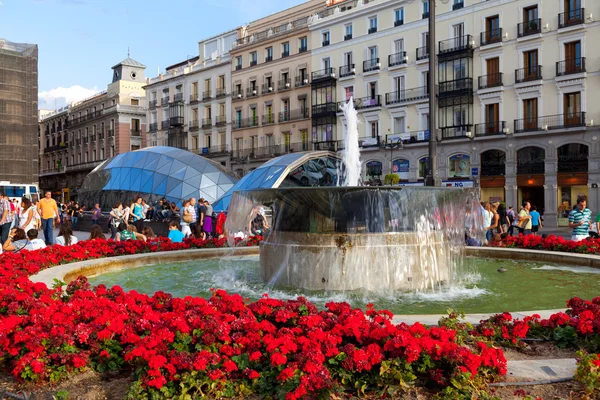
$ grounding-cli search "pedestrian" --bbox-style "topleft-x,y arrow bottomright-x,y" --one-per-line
518,201 -> 533,236
37,191 -> 60,245
203,200 -> 213,238
109,203 -> 124,240
482,202 -> 493,243
142,226 -> 156,239
569,195 -> 592,242
142,199 -> 152,221
70,202 -> 81,231
131,197 -> 144,232
91,203 -> 102,225
189,198 -> 198,231
506,206 -> 516,235
19,197 -> 37,234
181,199 -> 194,237
56,222 -> 78,246
0,192 -> 13,244
167,221 -> 185,243
88,225 -> 106,241
530,205 -> 542,236
497,203 -> 507,234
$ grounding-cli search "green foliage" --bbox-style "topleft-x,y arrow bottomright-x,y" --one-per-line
384,173 -> 400,185
438,309 -> 473,345
53,390 -> 70,400
575,351 -> 600,396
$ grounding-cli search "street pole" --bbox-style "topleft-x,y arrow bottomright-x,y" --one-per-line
425,1 -> 441,187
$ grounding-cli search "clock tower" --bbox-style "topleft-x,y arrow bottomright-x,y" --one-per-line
111,56 -> 146,83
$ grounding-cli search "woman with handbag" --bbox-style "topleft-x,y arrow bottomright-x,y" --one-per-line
181,199 -> 194,238
109,203 -> 124,240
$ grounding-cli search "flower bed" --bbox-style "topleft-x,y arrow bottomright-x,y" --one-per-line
0,238 -> 508,398
491,234 -> 600,254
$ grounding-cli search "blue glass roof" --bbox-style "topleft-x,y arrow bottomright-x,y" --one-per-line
213,151 -> 339,212
79,146 -> 237,209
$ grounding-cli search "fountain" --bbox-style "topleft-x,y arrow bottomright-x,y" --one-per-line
224,99 -> 483,294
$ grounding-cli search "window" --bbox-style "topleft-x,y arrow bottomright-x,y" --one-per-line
131,98 -> 139,106
453,0 -> 464,10
345,24 -> 353,40
564,41 -> 582,73
322,31 -> 330,46
523,5 -> 538,23
449,155 -> 470,178
393,117 -> 405,133
523,98 -> 538,129
394,39 -> 404,54
485,15 -> 500,43
323,57 -> 331,71
344,52 -> 353,67
523,49 -> 539,80
564,92 -> 581,125
394,76 -> 405,98
485,103 -> 500,133
191,82 -> 198,97
345,86 -> 354,101
250,52 -> 257,66
394,8 -> 404,26
369,17 -> 378,34
369,82 -> 377,98
265,47 -> 273,62
235,56 -> 242,70
370,121 -> 378,138
419,157 -> 429,179
368,46 -> 378,61
422,0 -> 429,18
282,42 -> 290,57
299,37 -> 308,52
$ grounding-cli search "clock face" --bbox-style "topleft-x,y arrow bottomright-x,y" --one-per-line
130,71 -> 137,80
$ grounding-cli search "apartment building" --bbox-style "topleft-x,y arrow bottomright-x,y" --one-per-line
39,57 -> 147,200
308,0 -> 600,226
229,0 -> 323,176
144,30 -> 237,169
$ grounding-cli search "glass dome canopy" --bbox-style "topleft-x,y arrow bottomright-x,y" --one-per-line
78,146 -> 238,209
213,151 -> 340,212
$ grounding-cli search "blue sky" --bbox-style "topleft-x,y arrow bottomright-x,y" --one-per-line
0,0 -> 306,109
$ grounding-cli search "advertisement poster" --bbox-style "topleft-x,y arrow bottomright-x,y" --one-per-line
392,159 -> 410,180
449,154 -> 471,178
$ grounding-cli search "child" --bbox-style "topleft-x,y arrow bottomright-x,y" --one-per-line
168,221 -> 185,243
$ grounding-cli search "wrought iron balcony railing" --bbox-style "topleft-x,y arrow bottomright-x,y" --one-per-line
514,112 -> 586,133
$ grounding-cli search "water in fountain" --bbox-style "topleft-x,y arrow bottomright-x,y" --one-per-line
339,97 -> 361,186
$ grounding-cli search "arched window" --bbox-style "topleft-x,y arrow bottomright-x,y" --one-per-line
517,147 -> 545,174
481,150 -> 506,176
418,157 -> 429,179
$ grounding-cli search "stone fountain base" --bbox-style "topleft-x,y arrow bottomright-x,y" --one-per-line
260,231 -> 454,292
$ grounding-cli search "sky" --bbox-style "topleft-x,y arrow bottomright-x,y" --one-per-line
0,0 -> 306,110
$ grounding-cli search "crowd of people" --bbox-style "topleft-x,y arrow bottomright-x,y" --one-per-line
0,191 -> 229,254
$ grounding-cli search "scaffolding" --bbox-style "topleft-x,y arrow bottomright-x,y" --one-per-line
0,39 -> 39,185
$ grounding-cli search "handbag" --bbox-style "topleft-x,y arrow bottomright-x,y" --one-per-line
183,211 -> 193,223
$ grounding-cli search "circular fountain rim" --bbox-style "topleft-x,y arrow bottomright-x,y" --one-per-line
29,246 -> 600,322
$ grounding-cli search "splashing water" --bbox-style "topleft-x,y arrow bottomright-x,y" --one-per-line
339,97 -> 361,187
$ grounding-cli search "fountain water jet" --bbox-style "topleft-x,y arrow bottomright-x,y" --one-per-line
339,98 -> 362,187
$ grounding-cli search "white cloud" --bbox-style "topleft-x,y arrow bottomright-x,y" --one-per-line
0,1 -> 5,6
38,85 -> 99,109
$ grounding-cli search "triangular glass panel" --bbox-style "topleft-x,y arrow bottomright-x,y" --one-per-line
202,185 -> 218,201
165,178 -> 180,195
200,175 -> 217,188
156,154 -> 172,171
183,167 -> 201,181
169,160 -> 186,175
143,152 -> 161,169
154,178 -> 167,196
152,173 -> 167,191
141,175 -> 154,193
218,173 -> 235,185
166,182 -> 183,199
171,167 -> 187,181
181,183 -> 197,199
119,168 -> 131,188
204,172 -> 221,184
186,174 -> 202,190
157,158 -> 173,175
133,153 -> 149,169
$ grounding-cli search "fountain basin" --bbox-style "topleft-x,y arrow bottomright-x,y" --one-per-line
260,231 -> 451,291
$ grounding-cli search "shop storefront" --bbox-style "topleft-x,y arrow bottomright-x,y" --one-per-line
517,147 -> 545,211
480,150 -> 506,203
447,154 -> 473,187
365,161 -> 383,185
557,144 -> 589,226
392,159 -> 410,181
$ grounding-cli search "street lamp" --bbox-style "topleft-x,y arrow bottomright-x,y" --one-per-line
407,0 -> 449,187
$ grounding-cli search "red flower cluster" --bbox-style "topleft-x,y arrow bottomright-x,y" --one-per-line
0,238 -> 507,398
472,312 -> 534,346
492,234 -> 600,254
538,297 -> 600,337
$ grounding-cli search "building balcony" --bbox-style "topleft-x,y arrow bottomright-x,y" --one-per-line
279,108 -> 309,123
189,120 -> 200,131
148,100 -> 157,109
559,8 -> 584,29
161,97 -> 169,107
363,58 -> 380,73
201,118 -> 212,129
173,93 -> 184,102
518,18 -> 541,37
131,129 -> 142,137
422,11 -> 429,19
232,89 -> 244,100
385,86 -> 429,105
439,78 -> 473,97
246,87 -> 259,98
295,75 -> 310,87
312,103 -> 337,118
235,64 -> 242,71
43,143 -> 68,153
262,83 -> 274,94
339,64 -> 355,78
265,55 -> 273,63
232,118 -> 259,130
322,40 -> 330,47
262,114 -> 276,125
416,45 -> 429,61
299,46 -> 308,53
170,117 -> 184,127
344,33 -> 353,41
514,112 -> 586,133
313,140 -> 343,152
202,90 -> 212,101
368,27 -> 377,34
281,51 -> 290,58
198,145 -> 231,158
190,93 -> 200,104
480,28 -> 503,46
474,121 -> 507,137
216,88 -> 227,98
441,125 -> 472,140
389,52 -> 407,67
311,68 -> 336,83
452,1 -> 464,10
250,60 -> 258,67
394,19 -> 404,27
515,66 -> 542,83
340,95 -> 381,111
278,79 -> 292,91
556,58 -> 586,76
161,121 -> 170,130
438,34 -> 473,55
478,73 -> 503,90
216,115 -> 227,126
